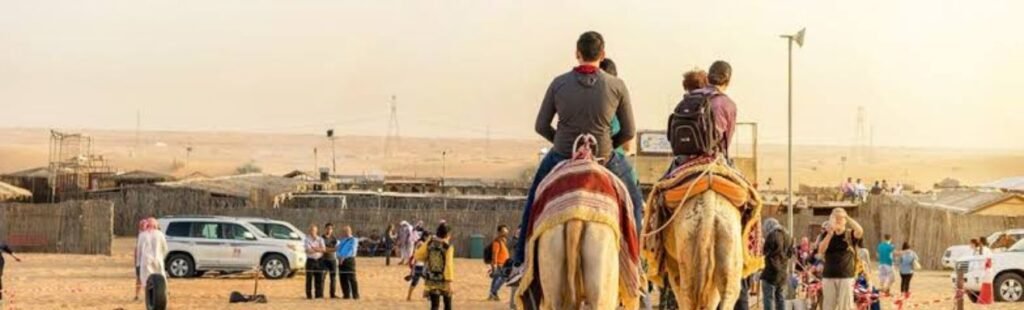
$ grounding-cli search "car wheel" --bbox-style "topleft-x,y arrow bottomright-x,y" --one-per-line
166,254 -> 195,278
995,273 -> 1024,302
261,254 -> 289,280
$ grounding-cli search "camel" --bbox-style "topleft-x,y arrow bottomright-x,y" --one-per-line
516,135 -> 642,310
643,158 -> 763,310
537,219 -> 623,309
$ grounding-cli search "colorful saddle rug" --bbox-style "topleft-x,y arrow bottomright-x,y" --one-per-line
516,157 -> 641,309
643,157 -> 764,286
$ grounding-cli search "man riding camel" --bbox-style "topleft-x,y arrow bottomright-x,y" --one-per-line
511,30 -> 643,275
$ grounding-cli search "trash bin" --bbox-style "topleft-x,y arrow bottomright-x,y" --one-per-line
469,234 -> 486,259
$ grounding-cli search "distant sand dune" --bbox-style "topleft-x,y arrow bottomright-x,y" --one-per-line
0,128 -> 1021,188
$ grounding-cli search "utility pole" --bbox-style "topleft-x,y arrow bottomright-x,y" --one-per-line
779,27 -> 805,299
442,150 -> 448,209
327,129 -> 337,174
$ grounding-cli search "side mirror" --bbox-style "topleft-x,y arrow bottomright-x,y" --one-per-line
243,231 -> 256,240
289,232 -> 301,240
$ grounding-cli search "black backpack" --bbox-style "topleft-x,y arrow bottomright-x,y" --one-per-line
483,241 -> 494,265
425,240 -> 449,283
667,91 -> 722,156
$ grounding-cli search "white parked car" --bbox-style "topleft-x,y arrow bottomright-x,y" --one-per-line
942,229 -> 1024,268
952,239 -> 1024,303
240,217 -> 305,242
158,216 -> 306,280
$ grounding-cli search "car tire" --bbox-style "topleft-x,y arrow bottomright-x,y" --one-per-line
261,254 -> 289,280
146,274 -> 168,310
165,253 -> 195,278
995,273 -> 1024,302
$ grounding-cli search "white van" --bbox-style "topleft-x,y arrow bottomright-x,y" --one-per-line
158,216 -> 306,280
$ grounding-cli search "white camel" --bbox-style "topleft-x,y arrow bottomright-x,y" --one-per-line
537,219 -> 623,309
517,135 -> 641,310
644,161 -> 760,310
663,190 -> 744,310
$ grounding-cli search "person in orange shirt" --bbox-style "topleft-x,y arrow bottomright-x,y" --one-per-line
488,225 -> 510,301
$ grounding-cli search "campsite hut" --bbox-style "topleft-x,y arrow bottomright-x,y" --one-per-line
0,167 -> 56,203
104,170 -> 174,188
0,181 -> 32,202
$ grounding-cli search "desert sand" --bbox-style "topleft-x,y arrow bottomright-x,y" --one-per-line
2,237 -> 506,310
0,237 -> 1017,310
1,128 -> 1022,189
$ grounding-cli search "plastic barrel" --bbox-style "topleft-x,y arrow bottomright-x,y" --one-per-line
469,234 -> 486,259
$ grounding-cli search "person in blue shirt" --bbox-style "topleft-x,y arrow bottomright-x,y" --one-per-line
896,242 -> 919,297
336,226 -> 360,300
876,234 -> 896,295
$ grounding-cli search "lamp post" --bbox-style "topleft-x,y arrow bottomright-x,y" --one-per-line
327,129 -> 337,174
442,150 -> 449,209
780,27 -> 805,299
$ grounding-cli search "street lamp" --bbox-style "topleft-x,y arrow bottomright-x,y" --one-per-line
780,27 -> 805,299
442,150 -> 449,209
326,129 -> 337,174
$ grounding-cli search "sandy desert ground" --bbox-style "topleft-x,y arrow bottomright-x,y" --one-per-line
0,237 -> 1019,310
1,128 -> 1022,189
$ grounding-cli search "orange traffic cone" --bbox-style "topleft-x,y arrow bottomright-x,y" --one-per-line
978,257 -> 994,305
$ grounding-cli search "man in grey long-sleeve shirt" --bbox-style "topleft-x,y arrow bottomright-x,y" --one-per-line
534,55 -> 635,158
511,31 -> 644,268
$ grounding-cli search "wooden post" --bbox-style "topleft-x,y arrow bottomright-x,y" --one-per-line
955,267 -> 964,310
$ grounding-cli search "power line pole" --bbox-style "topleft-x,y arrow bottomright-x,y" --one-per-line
385,95 -> 400,156
134,109 -> 140,158
327,129 -> 336,173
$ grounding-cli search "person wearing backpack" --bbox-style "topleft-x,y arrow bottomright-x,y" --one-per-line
817,208 -> 865,310
666,61 -> 737,169
761,218 -> 793,310
487,225 -> 510,301
415,223 -> 455,310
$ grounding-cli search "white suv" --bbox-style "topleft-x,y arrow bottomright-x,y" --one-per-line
943,229 -> 1024,268
159,216 -> 306,280
952,239 -> 1024,303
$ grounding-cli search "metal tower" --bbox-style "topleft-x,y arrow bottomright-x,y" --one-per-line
385,95 -> 400,156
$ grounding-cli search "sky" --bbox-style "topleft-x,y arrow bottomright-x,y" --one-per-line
1,0 -> 1022,150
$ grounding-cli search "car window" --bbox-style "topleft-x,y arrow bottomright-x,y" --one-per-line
268,224 -> 299,240
1010,239 -> 1024,252
223,223 -> 253,241
249,223 -> 268,235
166,222 -> 190,237
191,222 -> 221,239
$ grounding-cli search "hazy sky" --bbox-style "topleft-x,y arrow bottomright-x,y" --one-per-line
2,1 -> 1022,149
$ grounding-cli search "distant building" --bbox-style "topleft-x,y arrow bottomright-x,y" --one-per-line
0,181 -> 32,202
911,190 -> 1024,216
984,176 -> 1024,193
103,170 -> 174,188
1,167 -> 57,203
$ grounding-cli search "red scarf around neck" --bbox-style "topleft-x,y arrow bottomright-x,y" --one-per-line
573,64 -> 598,74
